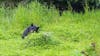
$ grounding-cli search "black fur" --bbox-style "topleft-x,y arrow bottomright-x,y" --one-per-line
22,24 -> 39,39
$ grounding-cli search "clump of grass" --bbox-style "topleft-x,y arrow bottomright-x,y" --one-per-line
23,32 -> 60,49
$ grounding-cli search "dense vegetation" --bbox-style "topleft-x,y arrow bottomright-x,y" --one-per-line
0,0 -> 100,16
0,1 -> 100,56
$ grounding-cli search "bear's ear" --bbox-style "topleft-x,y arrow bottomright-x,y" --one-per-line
36,27 -> 39,30
31,23 -> 33,26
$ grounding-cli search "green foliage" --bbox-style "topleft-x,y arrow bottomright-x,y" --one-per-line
23,33 -> 60,49
0,1 -> 100,56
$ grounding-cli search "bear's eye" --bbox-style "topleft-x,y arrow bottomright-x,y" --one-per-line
37,27 -> 39,29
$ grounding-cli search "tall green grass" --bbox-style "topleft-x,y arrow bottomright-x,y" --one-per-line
0,1 -> 100,56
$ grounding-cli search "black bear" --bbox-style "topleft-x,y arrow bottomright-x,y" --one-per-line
22,24 -> 39,39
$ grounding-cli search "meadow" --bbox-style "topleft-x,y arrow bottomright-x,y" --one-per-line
0,2 -> 100,56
